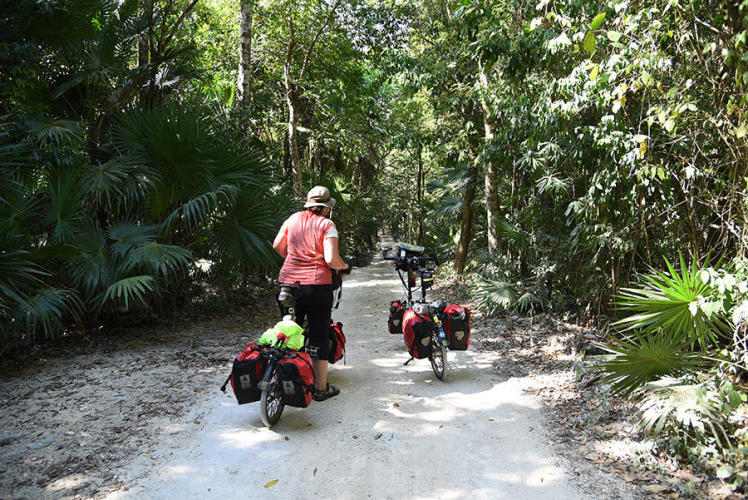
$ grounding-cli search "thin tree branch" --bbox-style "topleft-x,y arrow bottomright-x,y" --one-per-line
159,0 -> 201,59
298,0 -> 343,81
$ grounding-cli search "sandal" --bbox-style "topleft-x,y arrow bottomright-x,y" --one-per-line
314,383 -> 340,401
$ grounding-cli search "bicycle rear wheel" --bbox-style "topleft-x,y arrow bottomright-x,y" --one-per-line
429,328 -> 447,380
260,371 -> 285,427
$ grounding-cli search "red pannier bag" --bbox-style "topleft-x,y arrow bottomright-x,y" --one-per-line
402,309 -> 433,359
278,351 -> 316,408
328,321 -> 346,364
443,304 -> 471,350
222,343 -> 266,404
388,300 -> 405,334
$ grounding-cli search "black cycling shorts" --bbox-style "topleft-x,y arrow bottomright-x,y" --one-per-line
293,284 -> 333,361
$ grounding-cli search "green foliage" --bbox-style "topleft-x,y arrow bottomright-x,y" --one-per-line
472,277 -> 519,316
596,331 -> 706,396
615,255 -> 732,349
637,377 -> 745,451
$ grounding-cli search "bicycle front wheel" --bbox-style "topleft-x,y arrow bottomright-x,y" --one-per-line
260,371 -> 285,427
429,328 -> 448,381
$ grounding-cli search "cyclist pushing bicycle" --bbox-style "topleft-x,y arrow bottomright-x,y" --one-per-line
272,186 -> 350,401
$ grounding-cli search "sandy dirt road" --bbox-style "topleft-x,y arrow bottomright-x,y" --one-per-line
109,256 -> 600,500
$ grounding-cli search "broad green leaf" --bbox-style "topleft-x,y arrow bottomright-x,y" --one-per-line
736,124 -> 748,138
657,166 -> 665,180
590,12 -> 607,30
716,465 -> 733,480
638,139 -> 647,159
664,119 -> 675,132
589,64 -> 599,81
607,30 -> 622,42
583,31 -> 596,55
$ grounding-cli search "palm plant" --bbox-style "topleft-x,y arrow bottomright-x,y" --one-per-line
0,226 -> 81,345
637,377 -> 733,449
596,330 -> 706,396
472,276 -> 519,316
613,254 -> 730,350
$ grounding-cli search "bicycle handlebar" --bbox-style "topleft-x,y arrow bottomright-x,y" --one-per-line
382,247 -> 439,268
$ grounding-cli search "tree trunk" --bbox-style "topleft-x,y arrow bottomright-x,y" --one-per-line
284,68 -> 304,197
479,61 -> 501,256
416,145 -> 424,246
237,0 -> 253,104
454,165 -> 477,279
283,130 -> 292,178
139,0 -> 154,108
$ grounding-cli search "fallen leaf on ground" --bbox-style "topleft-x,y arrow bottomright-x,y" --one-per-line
264,480 -> 278,488
393,403 -> 399,408
374,433 -> 382,440
643,484 -> 668,493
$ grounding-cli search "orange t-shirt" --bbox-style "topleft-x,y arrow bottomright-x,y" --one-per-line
277,211 -> 338,285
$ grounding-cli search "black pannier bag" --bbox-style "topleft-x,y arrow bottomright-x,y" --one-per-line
278,352 -> 316,408
388,300 -> 405,334
402,309 -> 433,359
443,304 -> 471,351
224,343 -> 266,404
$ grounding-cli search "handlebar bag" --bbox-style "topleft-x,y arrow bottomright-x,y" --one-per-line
328,321 -> 346,364
278,352 -> 316,407
443,304 -> 471,351
388,300 -> 405,334
402,309 -> 433,359
229,343 -> 267,404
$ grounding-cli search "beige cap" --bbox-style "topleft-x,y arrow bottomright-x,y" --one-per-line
303,185 -> 336,209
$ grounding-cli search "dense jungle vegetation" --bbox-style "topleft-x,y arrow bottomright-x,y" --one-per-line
2,0 -> 747,479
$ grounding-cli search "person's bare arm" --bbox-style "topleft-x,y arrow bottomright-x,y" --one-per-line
324,237 -> 348,270
273,227 -> 288,258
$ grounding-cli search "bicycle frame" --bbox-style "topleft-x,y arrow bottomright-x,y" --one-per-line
257,342 -> 284,391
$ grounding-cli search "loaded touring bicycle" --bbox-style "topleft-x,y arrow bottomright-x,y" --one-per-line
383,242 -> 471,381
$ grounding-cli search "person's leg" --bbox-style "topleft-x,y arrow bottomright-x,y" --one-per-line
302,285 -> 333,392
314,359 -> 329,392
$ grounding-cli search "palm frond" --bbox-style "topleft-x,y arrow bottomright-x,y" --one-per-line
100,275 -> 156,311
164,184 -> 239,231
121,243 -> 192,276
80,159 -> 146,208
637,377 -> 732,449
595,330 -> 707,396
211,193 -> 283,270
107,221 -> 160,259
472,277 -> 519,316
14,288 -> 81,340
515,290 -> 546,314
0,179 -> 43,238
614,254 -> 730,349
536,173 -> 569,195
45,174 -> 85,243
24,116 -> 84,147
0,249 -> 47,313
67,227 -> 111,295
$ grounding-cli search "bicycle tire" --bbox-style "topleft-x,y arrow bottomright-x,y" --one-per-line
260,371 -> 284,427
429,327 -> 448,381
